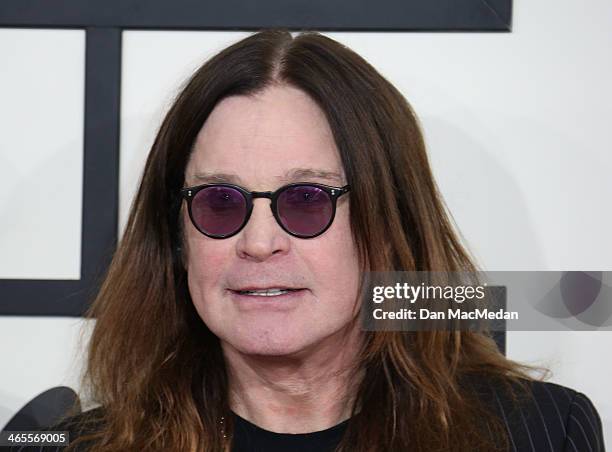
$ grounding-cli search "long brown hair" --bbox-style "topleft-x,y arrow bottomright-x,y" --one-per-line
73,29 -> 540,451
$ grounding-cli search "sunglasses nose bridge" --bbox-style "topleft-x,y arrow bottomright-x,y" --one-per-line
241,192 -> 285,242
250,191 -> 275,212
250,190 -> 272,198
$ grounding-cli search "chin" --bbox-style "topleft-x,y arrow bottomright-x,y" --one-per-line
227,330 -> 315,357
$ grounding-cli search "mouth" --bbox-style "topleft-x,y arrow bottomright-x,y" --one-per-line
230,287 -> 305,297
228,287 -> 308,311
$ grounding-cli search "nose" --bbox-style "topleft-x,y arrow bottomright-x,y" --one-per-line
235,198 -> 290,262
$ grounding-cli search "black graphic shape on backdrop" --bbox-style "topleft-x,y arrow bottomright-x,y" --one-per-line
0,28 -> 120,316
0,0 -> 512,31
2,386 -> 81,431
0,0 -> 511,374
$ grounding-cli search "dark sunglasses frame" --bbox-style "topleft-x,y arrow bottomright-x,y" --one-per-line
180,182 -> 351,239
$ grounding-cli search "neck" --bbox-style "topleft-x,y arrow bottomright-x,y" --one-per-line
222,323 -> 363,434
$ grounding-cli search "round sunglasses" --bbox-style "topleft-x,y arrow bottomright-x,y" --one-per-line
180,182 -> 350,239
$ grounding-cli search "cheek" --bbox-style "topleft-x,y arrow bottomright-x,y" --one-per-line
308,212 -> 361,311
329,207 -> 360,272
183,214 -> 229,298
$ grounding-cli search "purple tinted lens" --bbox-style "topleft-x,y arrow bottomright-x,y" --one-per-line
191,186 -> 246,236
277,185 -> 333,236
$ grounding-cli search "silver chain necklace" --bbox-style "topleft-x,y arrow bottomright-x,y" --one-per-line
220,415 -> 227,439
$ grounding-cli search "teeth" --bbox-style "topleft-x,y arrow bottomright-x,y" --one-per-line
238,288 -> 295,296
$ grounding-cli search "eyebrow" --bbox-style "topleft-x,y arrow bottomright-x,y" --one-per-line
191,168 -> 345,186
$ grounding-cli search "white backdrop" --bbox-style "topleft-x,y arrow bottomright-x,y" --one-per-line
1,0 -> 611,443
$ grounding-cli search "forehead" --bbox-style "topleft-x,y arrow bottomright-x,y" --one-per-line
186,85 -> 344,187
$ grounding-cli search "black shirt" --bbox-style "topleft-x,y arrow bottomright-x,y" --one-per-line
232,411 -> 348,452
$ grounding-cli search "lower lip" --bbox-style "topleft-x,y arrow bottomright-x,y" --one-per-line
228,289 -> 307,310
